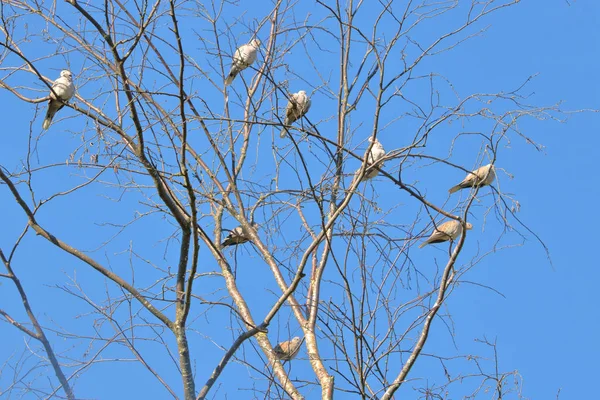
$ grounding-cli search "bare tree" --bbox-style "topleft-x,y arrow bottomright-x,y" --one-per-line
0,0 -> 566,399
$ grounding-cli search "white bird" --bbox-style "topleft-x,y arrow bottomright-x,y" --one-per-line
273,336 -> 302,361
419,220 -> 472,249
224,39 -> 261,86
356,136 -> 385,181
449,163 -> 496,194
279,90 -> 311,138
42,70 -> 75,130
221,222 -> 258,248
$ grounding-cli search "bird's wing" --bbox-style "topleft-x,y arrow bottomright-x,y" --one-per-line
273,342 -> 286,359
275,339 -> 299,360
461,170 -> 479,187
478,164 -> 495,185
473,165 -> 488,177
426,230 -> 452,244
439,220 -> 462,239
51,77 -> 74,101
233,45 -> 246,64
367,143 -> 385,165
373,144 -> 386,162
234,44 -> 256,67
424,221 -> 457,243
304,96 -> 312,113
285,95 -> 299,122
232,226 -> 245,239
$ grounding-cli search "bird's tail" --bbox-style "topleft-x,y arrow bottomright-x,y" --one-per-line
42,108 -> 56,130
279,128 -> 288,138
224,68 -> 238,86
448,184 -> 462,194
418,241 -> 428,249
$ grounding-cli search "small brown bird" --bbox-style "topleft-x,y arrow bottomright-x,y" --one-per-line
273,336 -> 302,361
280,90 -> 311,138
449,163 -> 496,194
419,220 -> 472,248
221,222 -> 258,248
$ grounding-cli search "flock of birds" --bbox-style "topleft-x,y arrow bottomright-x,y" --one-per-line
40,38 -> 496,362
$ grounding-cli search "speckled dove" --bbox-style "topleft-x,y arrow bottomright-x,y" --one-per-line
224,39 -> 261,86
42,70 -> 75,130
279,90 -> 311,138
273,336 -> 302,361
221,222 -> 258,248
419,220 -> 472,248
449,163 -> 496,194
355,136 -> 385,181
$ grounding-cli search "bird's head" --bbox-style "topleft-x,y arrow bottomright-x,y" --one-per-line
298,90 -> 306,96
368,136 -> 378,143
61,70 -> 73,80
250,39 -> 261,48
465,222 -> 473,230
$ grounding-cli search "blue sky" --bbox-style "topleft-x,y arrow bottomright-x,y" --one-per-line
0,1 -> 598,399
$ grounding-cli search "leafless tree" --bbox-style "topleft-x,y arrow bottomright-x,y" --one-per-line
0,0 -> 565,399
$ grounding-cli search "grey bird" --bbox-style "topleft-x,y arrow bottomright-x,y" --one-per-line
356,136 -> 386,181
221,222 -> 258,248
419,220 -> 473,248
279,90 -> 311,138
43,70 -> 75,130
224,39 -> 261,86
273,336 -> 302,361
449,163 -> 496,194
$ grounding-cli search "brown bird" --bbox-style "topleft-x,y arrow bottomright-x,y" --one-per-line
280,90 -> 311,138
419,220 -> 472,248
221,222 -> 258,248
273,336 -> 302,361
449,163 -> 496,194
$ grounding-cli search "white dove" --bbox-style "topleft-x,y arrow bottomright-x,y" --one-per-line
356,136 -> 385,181
419,220 -> 472,248
449,163 -> 496,194
224,39 -> 261,86
273,336 -> 302,361
279,90 -> 311,138
42,70 -> 75,130
221,222 -> 258,248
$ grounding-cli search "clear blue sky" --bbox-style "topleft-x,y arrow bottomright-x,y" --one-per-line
0,1 -> 598,399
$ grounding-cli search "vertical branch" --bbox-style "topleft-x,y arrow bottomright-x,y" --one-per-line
0,249 -> 75,400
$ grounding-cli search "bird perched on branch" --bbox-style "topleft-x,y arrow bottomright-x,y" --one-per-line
279,90 -> 311,138
42,70 -> 75,130
419,220 -> 472,248
449,163 -> 496,194
224,39 -> 261,86
221,221 -> 258,248
356,136 -> 386,181
273,336 -> 302,361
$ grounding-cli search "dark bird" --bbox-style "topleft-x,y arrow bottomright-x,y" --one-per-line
221,222 -> 258,248
273,336 -> 302,361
